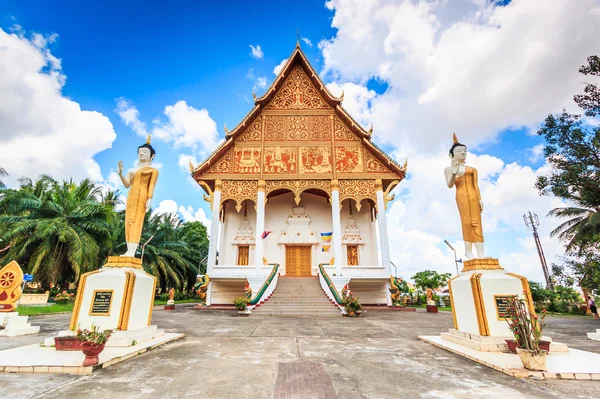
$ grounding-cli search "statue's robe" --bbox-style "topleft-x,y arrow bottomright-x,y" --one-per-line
125,166 -> 159,244
454,166 -> 484,243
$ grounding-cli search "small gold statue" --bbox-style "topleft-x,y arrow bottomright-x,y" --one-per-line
168,288 -> 175,301
117,135 -> 159,257
444,133 -> 485,259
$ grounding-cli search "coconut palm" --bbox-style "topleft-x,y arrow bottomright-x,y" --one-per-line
0,167 -> 7,189
548,204 -> 600,253
0,176 -> 114,287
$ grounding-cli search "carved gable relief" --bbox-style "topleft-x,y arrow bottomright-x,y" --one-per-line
266,65 -> 330,110
335,145 -> 364,173
288,116 -> 309,141
310,115 -> 331,141
299,147 -> 333,174
237,116 -> 262,142
364,149 -> 392,173
334,117 -> 360,141
205,149 -> 233,174
263,147 -> 297,174
232,218 -> 255,245
231,147 -> 261,174
342,215 -> 364,245
264,115 -> 286,141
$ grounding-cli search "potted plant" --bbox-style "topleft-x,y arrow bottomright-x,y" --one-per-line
54,290 -> 74,305
234,296 -> 250,316
505,295 -> 548,371
77,325 -> 113,366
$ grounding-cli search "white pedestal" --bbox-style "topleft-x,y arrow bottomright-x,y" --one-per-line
588,329 -> 600,341
0,312 -> 40,337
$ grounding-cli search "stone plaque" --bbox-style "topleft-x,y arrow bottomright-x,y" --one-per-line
494,295 -> 512,320
90,290 -> 113,316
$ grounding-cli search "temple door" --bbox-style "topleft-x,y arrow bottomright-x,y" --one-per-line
285,246 -> 312,277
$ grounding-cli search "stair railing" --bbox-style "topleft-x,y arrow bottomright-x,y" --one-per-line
248,263 -> 280,309
318,264 -> 344,312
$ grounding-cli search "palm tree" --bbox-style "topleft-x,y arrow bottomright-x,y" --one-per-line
548,204 -> 600,253
0,176 -> 114,287
0,167 -> 7,189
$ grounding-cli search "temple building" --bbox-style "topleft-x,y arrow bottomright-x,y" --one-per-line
190,44 -> 406,312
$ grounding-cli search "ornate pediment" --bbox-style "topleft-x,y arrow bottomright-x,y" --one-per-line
266,65 -> 330,110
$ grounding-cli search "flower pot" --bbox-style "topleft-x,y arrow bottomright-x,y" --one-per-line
347,310 -> 356,317
54,336 -> 82,351
516,348 -> 548,371
81,342 -> 106,366
505,339 -> 518,354
355,310 -> 362,317
539,340 -> 551,352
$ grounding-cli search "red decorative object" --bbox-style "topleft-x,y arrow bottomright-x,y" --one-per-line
506,339 -> 518,353
539,340 -> 551,352
426,305 -> 438,313
164,304 -> 175,310
81,342 -> 106,366
54,336 -> 82,351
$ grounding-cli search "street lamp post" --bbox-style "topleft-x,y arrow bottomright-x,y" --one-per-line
444,240 -> 462,275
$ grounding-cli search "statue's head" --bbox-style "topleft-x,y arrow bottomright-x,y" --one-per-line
449,133 -> 467,162
138,134 -> 156,163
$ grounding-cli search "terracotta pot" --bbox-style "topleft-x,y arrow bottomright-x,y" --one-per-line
539,340 -> 551,352
516,348 -> 548,371
348,310 -> 356,317
81,342 -> 106,366
355,310 -> 362,317
505,339 -> 518,353
54,336 -> 82,351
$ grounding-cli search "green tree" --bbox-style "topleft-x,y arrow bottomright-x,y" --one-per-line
411,270 -> 452,292
0,167 -> 7,189
529,281 -> 554,305
552,251 -> 600,296
0,176 -> 114,287
535,56 -> 600,253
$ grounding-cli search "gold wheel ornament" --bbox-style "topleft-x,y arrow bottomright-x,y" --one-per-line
0,271 -> 16,287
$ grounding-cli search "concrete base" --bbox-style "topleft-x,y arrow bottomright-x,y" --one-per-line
0,312 -> 40,337
587,329 -> 600,341
44,325 -> 165,348
441,329 -> 569,353
420,334 -> 600,380
1,332 -> 184,374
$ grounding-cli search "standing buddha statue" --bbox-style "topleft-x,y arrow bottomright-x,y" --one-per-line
117,134 -> 159,257
444,133 -> 485,259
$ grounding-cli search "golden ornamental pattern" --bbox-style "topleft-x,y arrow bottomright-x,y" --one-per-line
237,116 -> 262,142
266,65 -> 329,109
205,150 -> 232,174
338,179 -> 378,212
364,150 -> 391,173
310,115 -> 331,141
334,116 -> 360,141
220,180 -> 258,213
288,116 -> 309,141
265,179 -> 331,206
264,115 -> 286,141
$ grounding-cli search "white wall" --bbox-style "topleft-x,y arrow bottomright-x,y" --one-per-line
340,199 -> 378,266
220,200 -> 257,266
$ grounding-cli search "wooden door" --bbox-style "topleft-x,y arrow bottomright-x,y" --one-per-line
285,246 -> 312,276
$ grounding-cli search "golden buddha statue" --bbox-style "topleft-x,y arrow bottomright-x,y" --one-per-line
444,133 -> 485,259
117,135 -> 159,257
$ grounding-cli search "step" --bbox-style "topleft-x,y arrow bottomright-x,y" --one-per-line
0,326 -> 40,337
588,332 -> 600,341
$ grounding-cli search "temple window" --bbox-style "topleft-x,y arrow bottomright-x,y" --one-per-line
347,245 -> 359,266
237,245 -> 250,266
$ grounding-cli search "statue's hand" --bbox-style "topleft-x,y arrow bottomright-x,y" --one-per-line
451,160 -> 459,175
480,200 -> 484,212
117,161 -> 123,175
145,199 -> 152,213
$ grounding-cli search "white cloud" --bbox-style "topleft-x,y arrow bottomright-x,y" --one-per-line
326,82 -> 376,127
249,44 -> 264,60
301,37 -> 313,47
0,28 -> 116,187
273,58 -> 288,75
246,68 -> 254,79
254,76 -> 268,92
528,144 -> 545,163
117,100 -> 222,155
153,199 -> 211,231
320,0 -> 600,152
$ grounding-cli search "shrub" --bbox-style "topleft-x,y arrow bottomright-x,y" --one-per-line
233,296 -> 249,311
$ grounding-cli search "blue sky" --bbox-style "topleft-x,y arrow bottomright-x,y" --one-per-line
1,0 -> 599,283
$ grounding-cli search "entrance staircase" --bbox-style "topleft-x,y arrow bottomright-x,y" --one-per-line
252,277 -> 341,316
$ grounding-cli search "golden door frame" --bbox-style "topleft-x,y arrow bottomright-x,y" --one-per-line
284,245 -> 313,277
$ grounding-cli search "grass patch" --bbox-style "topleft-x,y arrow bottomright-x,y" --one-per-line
408,304 -> 453,311
18,302 -> 74,316
153,299 -> 200,306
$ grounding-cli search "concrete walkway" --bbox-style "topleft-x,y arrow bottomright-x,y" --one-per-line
1,307 -> 599,399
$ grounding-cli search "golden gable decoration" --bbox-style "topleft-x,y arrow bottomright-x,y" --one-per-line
266,179 -> 332,206
334,116 -> 360,141
288,115 -> 310,141
264,115 -> 286,141
237,116 -> 262,142
205,149 -> 232,174
310,115 -> 331,141
221,180 -> 259,212
338,179 -> 378,212
364,150 -> 392,173
231,147 -> 261,174
266,65 -> 330,110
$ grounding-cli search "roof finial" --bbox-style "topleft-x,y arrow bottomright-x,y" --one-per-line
452,132 -> 458,144
252,90 -> 257,102
146,134 -> 152,144
296,28 -> 300,48
224,123 -> 229,136
368,124 -> 373,136
339,90 -> 344,101
189,158 -> 195,173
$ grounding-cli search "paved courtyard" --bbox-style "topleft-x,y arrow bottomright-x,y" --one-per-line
1,306 -> 599,399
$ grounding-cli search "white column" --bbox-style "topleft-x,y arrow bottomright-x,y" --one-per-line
375,179 -> 391,275
331,180 -> 344,276
254,180 -> 266,275
207,180 -> 222,275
